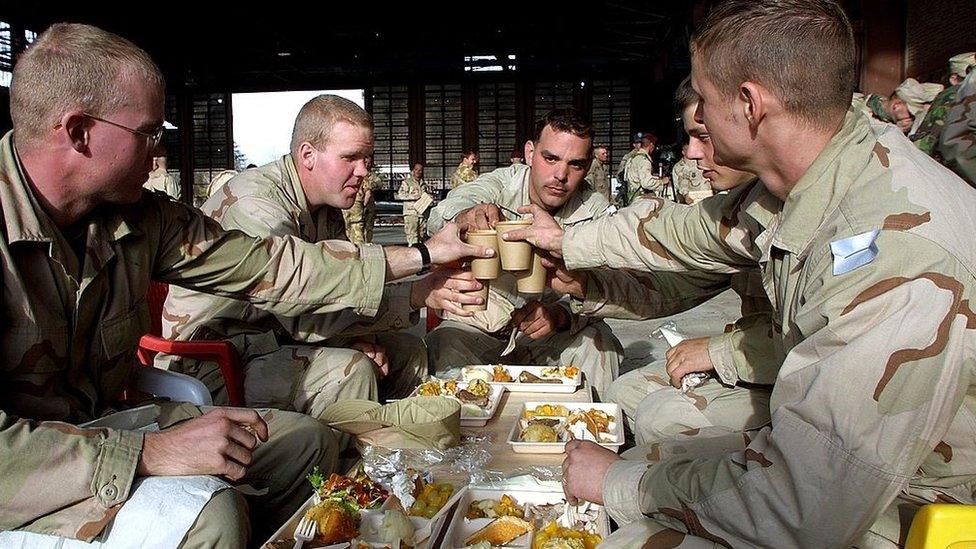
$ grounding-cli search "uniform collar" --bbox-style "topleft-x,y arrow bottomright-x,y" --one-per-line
499,164 -> 602,225
771,109 -> 875,258
279,153 -> 311,215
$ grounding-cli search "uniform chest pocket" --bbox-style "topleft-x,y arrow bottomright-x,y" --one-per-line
100,300 -> 150,359
1,324 -> 70,374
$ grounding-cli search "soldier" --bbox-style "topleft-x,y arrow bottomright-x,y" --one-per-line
161,97 -> 478,429
623,132 -> 669,203
206,168 -> 238,199
938,67 -> 976,187
505,1 -> 976,546
509,149 -> 525,165
670,151 -> 712,204
397,162 -> 430,245
615,134 -> 643,205
425,108 -> 647,398
0,24 -> 491,548
450,150 -> 479,188
343,159 -> 381,244
912,52 -> 976,158
605,75 -> 779,446
894,78 -> 945,137
585,146 -> 611,202
143,147 -> 180,199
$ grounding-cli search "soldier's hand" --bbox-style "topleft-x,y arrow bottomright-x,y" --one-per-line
455,203 -> 505,232
561,440 -> 620,505
665,336 -> 715,388
351,339 -> 390,378
511,301 -> 570,340
501,205 -> 564,256
425,222 -> 495,265
412,268 -> 484,317
138,408 -> 268,482
541,255 -> 587,298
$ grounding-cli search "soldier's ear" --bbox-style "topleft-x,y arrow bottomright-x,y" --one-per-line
524,141 -> 535,165
298,142 -> 317,170
739,81 -> 766,130
61,111 -> 90,154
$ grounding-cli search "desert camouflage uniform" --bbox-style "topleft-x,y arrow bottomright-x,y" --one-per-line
560,110 -> 976,547
624,150 -> 666,201
671,157 -> 713,204
0,131 -> 378,542
143,166 -> 180,200
397,173 -> 428,245
344,169 -> 382,244
160,155 -> 427,418
585,157 -> 611,202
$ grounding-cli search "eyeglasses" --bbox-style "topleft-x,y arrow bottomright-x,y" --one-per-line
82,112 -> 165,150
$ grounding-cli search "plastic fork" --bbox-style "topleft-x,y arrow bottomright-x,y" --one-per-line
292,516 -> 316,549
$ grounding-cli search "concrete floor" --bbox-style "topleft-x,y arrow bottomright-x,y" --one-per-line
374,224 -> 744,376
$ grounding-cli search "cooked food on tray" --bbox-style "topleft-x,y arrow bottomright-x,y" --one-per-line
517,371 -> 562,384
301,469 -> 391,545
522,404 -> 571,420
532,521 -> 603,549
408,479 -> 455,519
465,494 -> 525,519
415,378 -> 494,415
464,515 -> 533,546
519,422 -> 559,443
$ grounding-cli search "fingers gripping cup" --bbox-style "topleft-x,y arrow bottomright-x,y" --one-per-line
495,220 -> 533,271
515,249 -> 547,294
461,281 -> 489,312
465,229 -> 500,280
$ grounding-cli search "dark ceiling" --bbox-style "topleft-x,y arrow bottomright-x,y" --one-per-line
2,1 -> 695,92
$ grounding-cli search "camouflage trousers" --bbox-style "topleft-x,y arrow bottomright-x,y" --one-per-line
184,333 -> 427,418
404,213 -> 427,245
606,358 -> 771,445
425,319 -> 623,398
600,433 -> 920,548
344,203 -> 377,244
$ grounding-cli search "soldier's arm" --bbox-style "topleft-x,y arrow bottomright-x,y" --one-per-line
937,75 -> 976,185
572,268 -> 731,321
428,169 -> 507,233
562,187 -> 762,274
0,411 -> 143,538
708,312 -> 783,386
151,196 -> 388,318
603,232 -> 973,547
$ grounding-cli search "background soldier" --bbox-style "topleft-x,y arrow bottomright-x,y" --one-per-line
912,52 -> 976,157
450,150 -> 479,188
143,147 -> 180,199
585,146 -> 611,202
397,162 -> 430,245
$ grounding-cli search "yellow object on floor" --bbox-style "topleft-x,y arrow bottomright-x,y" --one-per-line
905,504 -> 976,549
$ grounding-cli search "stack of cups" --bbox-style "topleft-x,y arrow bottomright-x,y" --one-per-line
495,219 -> 546,294
463,229 -> 501,311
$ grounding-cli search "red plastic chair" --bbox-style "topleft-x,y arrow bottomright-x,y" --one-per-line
136,282 -> 246,406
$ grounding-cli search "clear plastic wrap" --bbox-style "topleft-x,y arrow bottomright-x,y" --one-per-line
653,321 -> 710,393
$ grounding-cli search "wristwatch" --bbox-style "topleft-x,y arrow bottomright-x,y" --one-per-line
412,242 -> 432,275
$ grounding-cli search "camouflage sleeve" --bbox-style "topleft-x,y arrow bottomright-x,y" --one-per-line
708,312 -> 782,386
937,72 -> 976,187
628,156 -> 664,192
573,268 -> 731,321
151,197 -> 386,318
280,281 -> 418,342
563,190 -> 760,275
603,232 -> 973,547
911,88 -> 955,157
428,170 -> 506,233
0,411 -> 143,540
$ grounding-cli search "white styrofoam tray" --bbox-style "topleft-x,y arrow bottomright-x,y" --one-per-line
409,380 -> 506,427
460,365 -> 582,394
507,402 -> 624,454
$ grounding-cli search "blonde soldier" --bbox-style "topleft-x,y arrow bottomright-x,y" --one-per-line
0,24 -> 490,548
671,153 -> 712,204
606,76 -> 779,446
450,150 -> 479,188
343,162 -> 382,244
623,132 -> 669,202
426,109 -> 637,397
143,150 -> 180,199
161,97 -> 482,425
585,146 -> 611,201
506,2 -> 976,546
397,162 -> 430,245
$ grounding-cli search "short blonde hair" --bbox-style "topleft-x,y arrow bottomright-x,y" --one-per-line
10,23 -> 165,150
290,95 -> 373,156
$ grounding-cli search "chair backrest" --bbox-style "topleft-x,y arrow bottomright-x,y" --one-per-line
146,282 -> 170,336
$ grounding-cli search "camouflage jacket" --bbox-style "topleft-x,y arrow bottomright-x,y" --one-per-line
585,158 -> 611,200
565,111 -> 976,545
344,169 -> 382,222
450,164 -> 478,189
671,157 -> 712,202
396,174 -> 427,215
161,154 -> 414,360
624,150 -> 665,193
938,70 -> 976,188
912,86 -> 958,157
143,167 -> 180,200
428,164 -> 719,334
0,134 -> 386,540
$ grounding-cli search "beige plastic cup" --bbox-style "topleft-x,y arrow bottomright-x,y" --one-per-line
466,229 -> 501,280
495,220 -> 533,271
516,250 -> 547,294
461,280 -> 489,312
